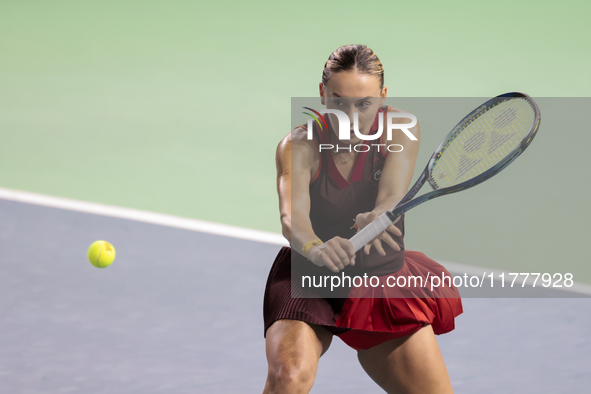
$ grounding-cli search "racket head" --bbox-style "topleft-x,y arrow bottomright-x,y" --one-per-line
427,92 -> 540,192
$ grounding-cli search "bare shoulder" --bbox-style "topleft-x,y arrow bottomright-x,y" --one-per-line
383,105 -> 420,143
276,126 -> 318,164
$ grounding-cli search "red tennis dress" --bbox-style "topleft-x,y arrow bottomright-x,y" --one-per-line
263,107 -> 463,350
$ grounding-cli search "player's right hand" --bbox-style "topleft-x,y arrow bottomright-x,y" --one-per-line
307,237 -> 356,273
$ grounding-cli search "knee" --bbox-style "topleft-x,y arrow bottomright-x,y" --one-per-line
266,360 -> 316,393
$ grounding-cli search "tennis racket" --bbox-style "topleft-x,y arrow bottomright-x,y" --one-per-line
350,92 -> 541,252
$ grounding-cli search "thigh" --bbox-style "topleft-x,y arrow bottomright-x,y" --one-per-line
265,319 -> 333,366
357,325 -> 453,394
263,320 -> 333,393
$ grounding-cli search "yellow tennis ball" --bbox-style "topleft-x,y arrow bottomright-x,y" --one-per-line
87,240 -> 116,268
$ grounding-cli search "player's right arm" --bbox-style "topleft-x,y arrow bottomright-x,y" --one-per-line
276,128 -> 355,272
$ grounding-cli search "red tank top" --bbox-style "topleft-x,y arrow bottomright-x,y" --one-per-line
305,106 -> 406,276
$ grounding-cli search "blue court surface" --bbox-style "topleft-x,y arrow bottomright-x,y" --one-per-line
1,197 -> 590,393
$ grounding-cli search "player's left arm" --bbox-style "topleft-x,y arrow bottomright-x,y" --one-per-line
355,109 -> 421,255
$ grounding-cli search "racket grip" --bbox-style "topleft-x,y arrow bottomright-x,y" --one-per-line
349,212 -> 394,252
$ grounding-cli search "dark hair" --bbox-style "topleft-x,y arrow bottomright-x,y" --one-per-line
322,44 -> 384,89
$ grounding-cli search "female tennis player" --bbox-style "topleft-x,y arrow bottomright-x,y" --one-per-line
262,44 -> 463,394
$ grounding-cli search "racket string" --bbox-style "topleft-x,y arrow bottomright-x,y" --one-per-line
430,98 -> 535,189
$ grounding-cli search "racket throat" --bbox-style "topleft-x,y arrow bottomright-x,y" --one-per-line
385,210 -> 400,222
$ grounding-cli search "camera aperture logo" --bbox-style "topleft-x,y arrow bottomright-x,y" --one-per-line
302,107 -> 418,153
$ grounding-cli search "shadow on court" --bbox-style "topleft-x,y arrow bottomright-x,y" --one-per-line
1,199 -> 589,393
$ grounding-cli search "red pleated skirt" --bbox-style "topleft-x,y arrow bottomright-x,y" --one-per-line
263,246 -> 463,350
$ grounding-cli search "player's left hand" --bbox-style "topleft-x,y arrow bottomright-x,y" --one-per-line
354,212 -> 401,256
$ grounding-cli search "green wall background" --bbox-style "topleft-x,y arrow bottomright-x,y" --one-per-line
1,1 -> 590,281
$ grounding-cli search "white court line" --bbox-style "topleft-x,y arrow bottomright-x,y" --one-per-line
0,187 -> 289,246
1,186 -> 590,296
